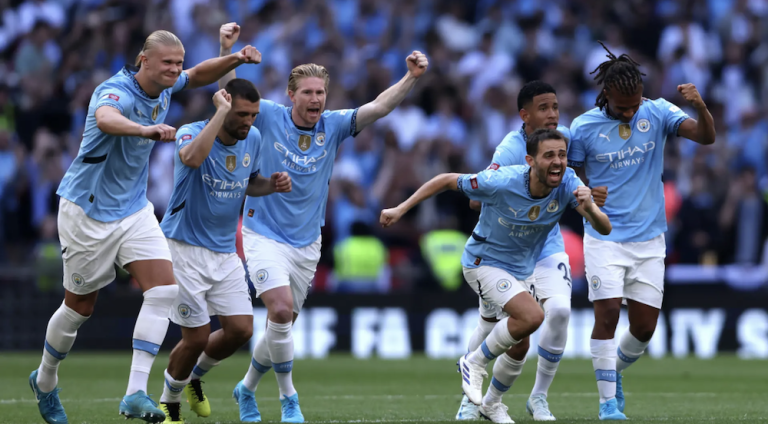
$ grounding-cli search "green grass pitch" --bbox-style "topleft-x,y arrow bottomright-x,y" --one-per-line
2,353 -> 767,423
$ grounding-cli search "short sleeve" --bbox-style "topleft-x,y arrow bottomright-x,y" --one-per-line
457,169 -> 503,205
324,108 -> 359,142
94,84 -> 135,116
172,71 -> 190,94
567,123 -> 587,168
175,125 -> 199,160
253,99 -> 285,130
564,169 -> 585,209
655,98 -> 691,137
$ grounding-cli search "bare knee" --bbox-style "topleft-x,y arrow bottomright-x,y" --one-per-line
64,290 -> 98,316
182,329 -> 209,353
269,303 -> 294,324
517,307 -> 545,334
593,300 -> 621,337
225,322 -> 254,346
629,323 -> 656,343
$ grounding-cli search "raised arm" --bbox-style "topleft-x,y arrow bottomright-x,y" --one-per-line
355,51 -> 429,133
179,90 -> 231,168
95,107 -> 176,141
217,23 -> 241,89
573,186 -> 612,235
380,172 -> 459,227
675,83 -> 716,145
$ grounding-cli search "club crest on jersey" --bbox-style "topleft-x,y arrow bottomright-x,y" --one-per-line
71,273 -> 84,287
243,153 -> 251,168
637,119 -> 650,133
497,279 -> 512,292
152,104 -> 159,121
618,123 -> 632,140
315,132 -> 326,146
591,275 -> 601,290
547,200 -> 559,213
225,155 -> 237,172
255,269 -> 269,283
528,205 -> 540,221
178,304 -> 191,318
298,135 -> 311,151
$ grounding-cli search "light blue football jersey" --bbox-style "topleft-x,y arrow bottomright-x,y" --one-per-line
488,125 -> 572,261
161,120 -> 262,254
57,66 -> 189,222
568,98 -> 689,242
459,165 -> 584,280
242,99 -> 358,248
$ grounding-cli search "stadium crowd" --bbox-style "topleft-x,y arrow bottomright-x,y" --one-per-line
1,0 -> 767,292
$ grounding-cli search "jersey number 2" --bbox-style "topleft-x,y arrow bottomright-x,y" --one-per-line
558,262 -> 572,288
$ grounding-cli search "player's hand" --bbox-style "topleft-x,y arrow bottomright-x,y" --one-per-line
271,172 -> 291,193
591,186 -> 608,207
574,186 -> 595,210
141,124 -> 176,142
237,45 -> 261,65
677,83 -> 705,109
406,51 -> 428,79
220,22 -> 240,50
380,207 -> 405,228
213,89 -> 232,111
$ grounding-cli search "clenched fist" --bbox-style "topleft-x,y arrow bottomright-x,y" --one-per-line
220,22 -> 240,50
213,89 -> 232,111
238,45 -> 261,65
591,186 -> 608,207
380,207 -> 405,228
677,83 -> 705,109
406,51 -> 429,78
271,172 -> 291,193
574,186 -> 595,210
141,124 -> 176,142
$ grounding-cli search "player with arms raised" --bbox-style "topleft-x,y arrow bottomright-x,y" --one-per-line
568,43 -> 715,421
458,81 -> 608,422
205,23 -> 428,423
382,129 -> 612,423
156,79 -> 292,424
28,29 -> 260,424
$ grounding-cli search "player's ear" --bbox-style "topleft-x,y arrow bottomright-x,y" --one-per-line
525,154 -> 535,167
519,108 -> 529,124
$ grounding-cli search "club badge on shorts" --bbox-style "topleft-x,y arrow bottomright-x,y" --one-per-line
497,279 -> 511,292
591,275 -> 602,290
71,273 -> 84,287
178,304 -> 191,318
255,269 -> 269,283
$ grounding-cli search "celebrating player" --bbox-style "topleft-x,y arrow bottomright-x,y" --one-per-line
28,29 -> 260,424
382,129 -> 612,423
187,23 -> 428,423
568,42 -> 715,421
458,81 -> 608,422
156,80 -> 291,424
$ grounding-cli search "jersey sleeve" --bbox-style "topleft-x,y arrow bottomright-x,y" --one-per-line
250,131 -> 262,178
490,143 -> 524,168
567,122 -> 587,168
457,169 -> 503,205
94,83 -> 135,116
253,99 -> 284,130
564,169 -> 585,209
174,125 -> 200,162
171,71 -> 190,94
655,98 -> 691,137
324,108 -> 359,142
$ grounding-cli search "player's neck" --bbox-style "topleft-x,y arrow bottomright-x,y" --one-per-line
134,68 -> 164,98
217,129 -> 237,146
528,169 -> 553,199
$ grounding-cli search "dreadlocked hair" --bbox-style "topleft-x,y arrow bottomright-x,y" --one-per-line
590,41 -> 645,109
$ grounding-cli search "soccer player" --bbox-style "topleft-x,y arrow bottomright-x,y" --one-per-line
196,23 -> 428,423
156,80 -> 292,424
381,128 -> 612,423
568,43 -> 715,421
457,80 -> 608,422
28,29 -> 260,424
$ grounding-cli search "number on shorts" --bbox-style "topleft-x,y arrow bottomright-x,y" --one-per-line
558,262 -> 572,288
529,284 -> 539,303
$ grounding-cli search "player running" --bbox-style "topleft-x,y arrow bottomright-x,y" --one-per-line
382,129 -> 612,423
568,43 -> 715,421
156,80 -> 291,424
28,29 -> 260,424
191,23 -> 428,423
458,81 -> 608,422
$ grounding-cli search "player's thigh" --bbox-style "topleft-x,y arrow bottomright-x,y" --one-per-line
584,234 -> 628,303
287,235 -> 322,315
167,240 -> 213,328
624,235 -> 666,310
242,228 -> 292,302
207,253 -> 254,321
117,203 -> 175,290
532,252 -> 573,302
58,198 -> 119,295
463,266 -> 528,317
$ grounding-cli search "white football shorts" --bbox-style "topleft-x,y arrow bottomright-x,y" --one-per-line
58,198 -> 172,295
464,266 -> 533,321
584,233 -> 666,309
242,227 -> 321,314
167,239 -> 252,328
